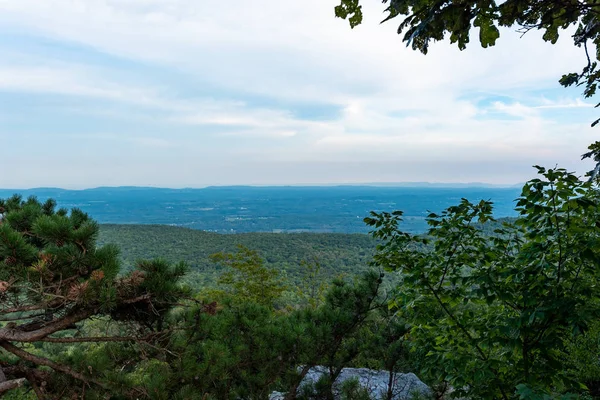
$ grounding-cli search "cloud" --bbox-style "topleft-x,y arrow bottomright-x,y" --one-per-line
536,98 -> 594,109
0,0 -> 596,187
491,101 -> 539,119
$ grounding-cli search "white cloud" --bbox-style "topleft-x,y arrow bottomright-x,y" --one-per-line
492,101 -> 539,118
0,0 -> 596,186
536,98 -> 594,109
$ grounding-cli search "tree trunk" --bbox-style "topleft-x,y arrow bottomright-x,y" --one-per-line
387,370 -> 395,400
284,365 -> 312,400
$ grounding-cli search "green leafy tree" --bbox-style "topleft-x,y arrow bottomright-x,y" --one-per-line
209,245 -> 287,308
563,320 -> 600,398
0,195 -> 187,398
296,259 -> 329,309
366,167 -> 600,399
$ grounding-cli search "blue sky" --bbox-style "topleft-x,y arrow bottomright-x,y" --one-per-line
0,0 -> 598,188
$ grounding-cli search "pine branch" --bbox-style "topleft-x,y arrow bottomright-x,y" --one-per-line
0,341 -> 109,390
40,330 -> 172,343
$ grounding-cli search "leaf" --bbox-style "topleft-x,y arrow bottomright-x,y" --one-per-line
474,14 -> 500,48
334,0 -> 363,28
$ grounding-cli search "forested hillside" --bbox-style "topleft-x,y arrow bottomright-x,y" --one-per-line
98,224 -> 378,287
97,219 -> 513,288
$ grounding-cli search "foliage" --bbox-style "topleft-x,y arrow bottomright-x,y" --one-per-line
563,320 -> 600,398
210,245 -> 288,308
167,270 -> 389,400
97,220 -> 509,296
298,377 -> 372,400
352,303 -> 412,395
295,259 -> 330,309
0,195 -> 188,398
97,225 -> 378,288
288,271 -> 387,399
366,167 -> 600,399
171,300 -> 294,399
5,180 -> 592,399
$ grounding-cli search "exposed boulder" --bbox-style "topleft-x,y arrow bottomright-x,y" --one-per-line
270,366 -> 431,400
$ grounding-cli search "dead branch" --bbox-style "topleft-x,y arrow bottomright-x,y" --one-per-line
0,307 -> 94,342
0,378 -> 26,394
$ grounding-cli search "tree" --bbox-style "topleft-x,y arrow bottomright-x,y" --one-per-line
209,245 -> 288,308
366,167 -> 600,398
563,320 -> 600,398
296,259 -> 329,309
171,300 -> 297,399
288,271 -> 385,400
0,195 -> 187,398
353,303 -> 412,400
165,266 -> 386,399
335,0 -> 600,177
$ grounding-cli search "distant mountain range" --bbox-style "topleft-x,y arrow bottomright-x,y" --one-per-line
328,182 -> 524,189
0,185 -> 522,234
0,181 -> 524,191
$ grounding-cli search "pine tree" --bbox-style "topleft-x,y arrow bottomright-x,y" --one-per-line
288,271 -> 385,400
0,195 -> 187,398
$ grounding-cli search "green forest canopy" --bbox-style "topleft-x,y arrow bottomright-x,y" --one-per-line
97,224 -> 378,288
97,219 -> 510,289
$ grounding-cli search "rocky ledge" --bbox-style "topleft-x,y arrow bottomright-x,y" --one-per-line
270,367 -> 431,400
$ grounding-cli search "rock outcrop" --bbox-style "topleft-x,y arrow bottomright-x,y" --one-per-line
270,366 -> 431,400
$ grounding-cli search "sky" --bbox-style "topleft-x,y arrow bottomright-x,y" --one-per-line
0,0 -> 598,189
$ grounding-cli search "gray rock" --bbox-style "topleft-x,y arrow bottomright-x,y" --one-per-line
273,366 -> 431,400
269,391 -> 286,400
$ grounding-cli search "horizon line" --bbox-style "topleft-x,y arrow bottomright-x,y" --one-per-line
0,182 -> 525,191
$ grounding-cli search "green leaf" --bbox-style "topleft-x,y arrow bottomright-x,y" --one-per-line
335,0 -> 363,28
474,14 -> 500,48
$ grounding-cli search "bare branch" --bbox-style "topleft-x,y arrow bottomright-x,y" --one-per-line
123,294 -> 151,304
40,336 -> 140,343
0,312 -> 47,322
0,378 -> 26,394
0,307 -> 94,342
